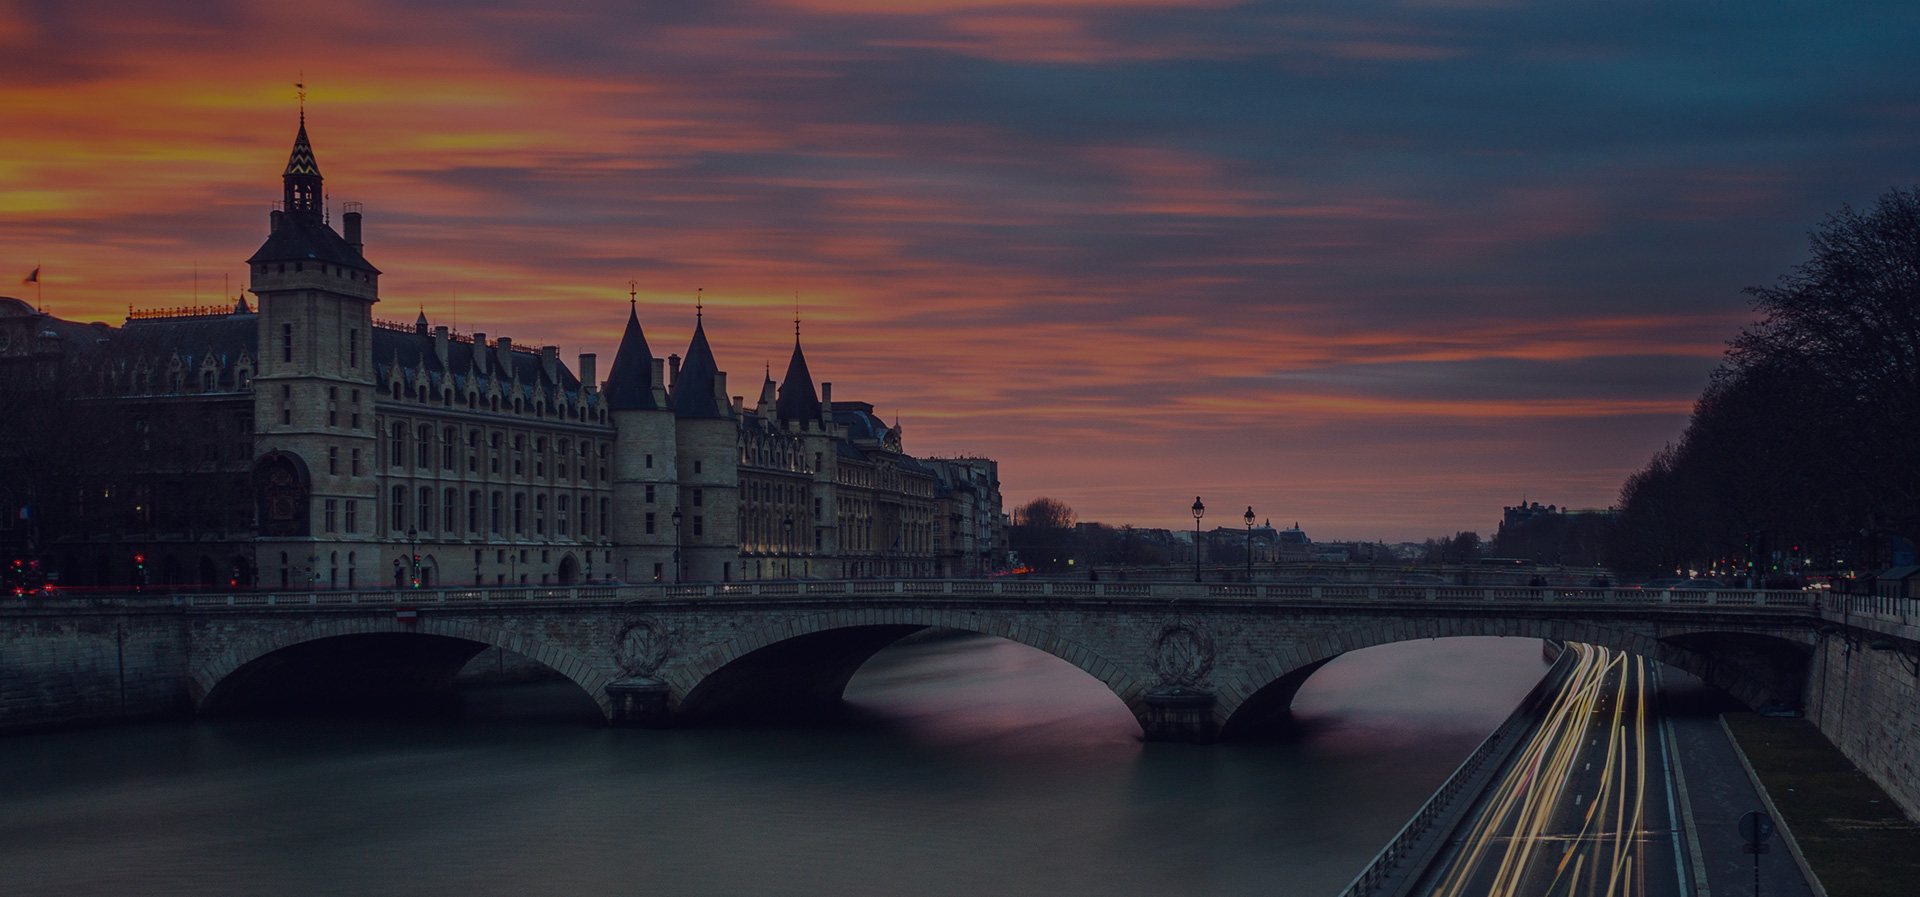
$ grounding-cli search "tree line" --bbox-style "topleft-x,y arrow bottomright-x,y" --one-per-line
1606,186 -> 1920,576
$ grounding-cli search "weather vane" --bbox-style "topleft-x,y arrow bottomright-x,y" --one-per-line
295,74 -> 306,118
628,279 -> 637,308
695,287 -> 703,321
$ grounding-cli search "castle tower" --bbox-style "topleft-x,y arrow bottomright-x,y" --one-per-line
779,330 -> 840,567
671,309 -> 739,582
605,301 -> 679,582
246,113 -> 382,588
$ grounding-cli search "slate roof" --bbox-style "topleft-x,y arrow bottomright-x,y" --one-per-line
673,320 -> 726,419
833,405 -> 889,442
372,328 -> 582,397
116,316 -> 258,369
246,209 -> 380,274
603,304 -> 658,411
775,338 -> 821,423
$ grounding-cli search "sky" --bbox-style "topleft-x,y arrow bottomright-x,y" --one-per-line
2,0 -> 1916,542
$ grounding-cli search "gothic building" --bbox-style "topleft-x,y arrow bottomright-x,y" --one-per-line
0,117 -> 1006,590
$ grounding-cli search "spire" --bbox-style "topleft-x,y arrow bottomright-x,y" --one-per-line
233,293 -> 252,315
776,331 -> 822,425
282,107 -> 323,219
414,308 -> 429,335
603,301 -> 658,411
673,314 -> 725,418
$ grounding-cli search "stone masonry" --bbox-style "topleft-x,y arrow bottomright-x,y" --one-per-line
4,583 -> 1821,745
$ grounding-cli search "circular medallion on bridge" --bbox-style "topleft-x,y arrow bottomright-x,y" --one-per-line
1151,618 -> 1215,688
613,618 -> 672,677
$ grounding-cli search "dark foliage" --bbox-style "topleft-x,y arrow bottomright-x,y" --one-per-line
1607,186 -> 1920,574
1009,496 -> 1077,572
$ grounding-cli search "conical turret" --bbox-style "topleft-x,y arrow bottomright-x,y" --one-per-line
604,302 -> 658,410
776,337 -> 821,425
673,319 -> 725,419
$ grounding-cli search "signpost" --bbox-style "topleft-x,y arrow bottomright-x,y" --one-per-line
1739,810 -> 1775,897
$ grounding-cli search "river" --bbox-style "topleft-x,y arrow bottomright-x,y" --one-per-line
0,633 -> 1548,896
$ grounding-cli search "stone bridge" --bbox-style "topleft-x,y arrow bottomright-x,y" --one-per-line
174,579 -> 1820,741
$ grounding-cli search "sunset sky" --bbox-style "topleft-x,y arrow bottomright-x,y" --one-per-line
3,1 -> 1916,541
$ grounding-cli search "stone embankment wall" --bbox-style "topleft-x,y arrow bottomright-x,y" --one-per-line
1806,636 -> 1920,819
1,607 -> 191,730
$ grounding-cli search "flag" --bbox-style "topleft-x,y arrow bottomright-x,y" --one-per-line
22,266 -> 38,284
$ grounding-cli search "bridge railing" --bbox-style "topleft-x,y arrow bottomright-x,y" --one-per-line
1817,591 -> 1920,629
40,580 -> 1811,611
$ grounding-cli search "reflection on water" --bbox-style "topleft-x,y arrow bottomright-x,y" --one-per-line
0,634 -> 1545,897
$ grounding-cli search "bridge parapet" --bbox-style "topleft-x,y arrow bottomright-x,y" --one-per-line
5,580 -> 1822,612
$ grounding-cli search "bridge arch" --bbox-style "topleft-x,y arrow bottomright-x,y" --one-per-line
668,608 -> 1147,725
192,618 -> 613,717
1215,617 -> 1814,738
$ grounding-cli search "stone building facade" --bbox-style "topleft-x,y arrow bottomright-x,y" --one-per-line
0,117 -> 1005,589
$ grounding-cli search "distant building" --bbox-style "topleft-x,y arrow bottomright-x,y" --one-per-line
1492,500 -> 1617,566
0,115 -> 1005,589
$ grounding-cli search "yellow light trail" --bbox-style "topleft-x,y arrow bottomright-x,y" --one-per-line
1428,644 -> 1668,897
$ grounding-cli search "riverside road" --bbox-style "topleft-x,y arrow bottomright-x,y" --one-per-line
1411,644 -> 1817,897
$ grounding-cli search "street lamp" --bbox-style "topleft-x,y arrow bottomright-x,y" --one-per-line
783,516 -> 795,580
672,507 -> 684,583
1244,506 -> 1256,582
1191,497 -> 1205,583
406,528 -> 419,588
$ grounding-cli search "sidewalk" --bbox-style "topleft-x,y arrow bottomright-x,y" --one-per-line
1661,675 -> 1817,897
1721,713 -> 1920,897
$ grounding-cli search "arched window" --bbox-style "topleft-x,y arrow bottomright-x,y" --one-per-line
419,486 -> 433,531
444,487 -> 458,533
417,425 -> 432,469
443,427 -> 457,468
390,485 -> 405,531
513,493 -> 526,534
390,422 -> 405,466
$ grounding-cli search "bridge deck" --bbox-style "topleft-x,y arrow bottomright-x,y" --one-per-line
9,579 -> 1826,613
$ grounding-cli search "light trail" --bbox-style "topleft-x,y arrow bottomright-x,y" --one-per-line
1426,643 -> 1681,897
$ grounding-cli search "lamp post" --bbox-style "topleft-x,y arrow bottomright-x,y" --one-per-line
406,528 -> 418,588
672,507 -> 684,583
783,516 -> 795,580
1191,497 -> 1205,583
1244,506 -> 1256,582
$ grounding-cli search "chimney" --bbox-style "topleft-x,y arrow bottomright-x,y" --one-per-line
668,354 -> 681,388
714,371 -> 728,416
821,382 -> 833,419
495,337 -> 514,380
433,326 -> 449,366
731,395 -> 745,416
269,209 -> 285,234
343,210 -> 363,252
471,332 -> 488,376
650,358 -> 668,407
578,353 -> 596,392
540,345 -> 558,383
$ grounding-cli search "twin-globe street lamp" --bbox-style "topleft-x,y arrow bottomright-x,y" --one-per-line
1191,498 -> 1260,584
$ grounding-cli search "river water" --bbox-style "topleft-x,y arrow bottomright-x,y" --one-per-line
0,634 -> 1547,897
